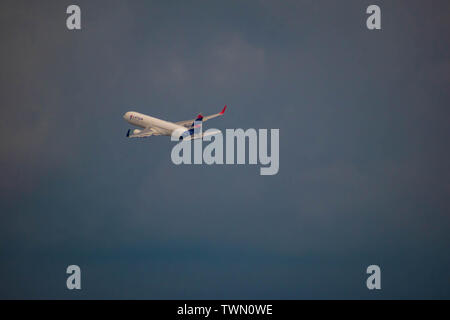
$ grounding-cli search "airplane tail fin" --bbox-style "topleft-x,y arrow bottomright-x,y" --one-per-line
192,114 -> 204,129
195,114 -> 204,122
193,114 -> 203,134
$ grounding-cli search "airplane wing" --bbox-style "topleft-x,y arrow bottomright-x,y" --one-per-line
175,105 -> 227,128
126,127 -> 161,138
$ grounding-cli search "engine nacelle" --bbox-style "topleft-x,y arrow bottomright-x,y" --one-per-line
171,128 -> 191,141
133,129 -> 142,135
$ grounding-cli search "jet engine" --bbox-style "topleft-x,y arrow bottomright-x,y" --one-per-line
171,128 -> 191,141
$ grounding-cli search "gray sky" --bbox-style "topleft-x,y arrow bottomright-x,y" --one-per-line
0,0 -> 449,299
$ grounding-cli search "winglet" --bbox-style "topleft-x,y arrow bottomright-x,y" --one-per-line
220,105 -> 227,115
126,129 -> 131,137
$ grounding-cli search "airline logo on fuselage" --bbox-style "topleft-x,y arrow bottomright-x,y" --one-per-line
130,114 -> 144,121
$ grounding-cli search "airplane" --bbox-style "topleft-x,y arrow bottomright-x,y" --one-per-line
123,105 -> 227,141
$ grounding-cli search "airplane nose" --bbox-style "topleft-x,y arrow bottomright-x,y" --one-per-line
123,112 -> 130,120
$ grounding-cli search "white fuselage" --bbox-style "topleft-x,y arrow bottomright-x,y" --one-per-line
123,111 -> 186,135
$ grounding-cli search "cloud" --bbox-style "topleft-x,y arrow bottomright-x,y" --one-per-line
1,0 -> 449,298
